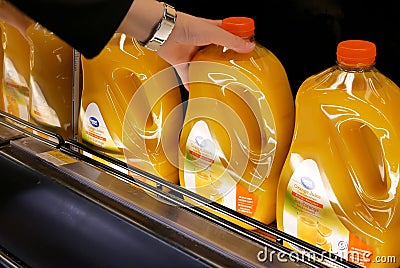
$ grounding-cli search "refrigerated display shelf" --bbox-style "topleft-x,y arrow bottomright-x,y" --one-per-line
0,113 -> 359,268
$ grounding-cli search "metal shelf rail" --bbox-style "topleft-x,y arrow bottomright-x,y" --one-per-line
0,111 -> 360,268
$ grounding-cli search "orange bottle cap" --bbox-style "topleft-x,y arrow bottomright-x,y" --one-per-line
222,17 -> 255,38
336,40 -> 376,65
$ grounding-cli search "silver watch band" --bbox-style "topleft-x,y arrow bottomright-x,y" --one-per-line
138,3 -> 177,51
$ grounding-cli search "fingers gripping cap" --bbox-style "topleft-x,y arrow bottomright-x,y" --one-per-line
336,40 -> 376,65
222,17 -> 255,37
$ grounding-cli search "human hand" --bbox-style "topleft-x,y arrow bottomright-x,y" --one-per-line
118,0 -> 255,90
157,12 -> 256,90
0,0 -> 33,39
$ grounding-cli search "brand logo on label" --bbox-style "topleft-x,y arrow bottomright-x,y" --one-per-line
195,136 -> 205,147
300,176 -> 315,190
89,117 -> 99,127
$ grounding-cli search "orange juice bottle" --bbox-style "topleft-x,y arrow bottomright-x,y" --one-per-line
0,24 -> 4,111
179,17 -> 295,229
79,33 -> 183,184
276,40 -> 400,267
26,22 -> 74,139
0,21 -> 30,121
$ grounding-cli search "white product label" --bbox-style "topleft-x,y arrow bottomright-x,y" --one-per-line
2,57 -> 29,121
183,120 -> 260,216
283,159 -> 374,267
30,76 -> 61,127
81,102 -> 119,151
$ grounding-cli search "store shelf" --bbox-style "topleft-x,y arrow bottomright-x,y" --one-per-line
0,113 -> 358,268
0,140 -> 209,268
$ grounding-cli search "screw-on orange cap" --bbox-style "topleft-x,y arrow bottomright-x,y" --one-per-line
336,40 -> 376,65
222,17 -> 255,38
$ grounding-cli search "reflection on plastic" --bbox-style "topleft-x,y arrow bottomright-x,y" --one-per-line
0,21 -> 30,121
79,33 -> 183,184
26,22 -> 74,139
179,17 -> 295,229
277,40 -> 400,267
0,24 -> 3,111
122,65 -> 183,185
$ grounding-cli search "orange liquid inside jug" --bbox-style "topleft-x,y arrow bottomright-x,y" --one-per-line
26,22 -> 74,139
79,33 -> 183,184
0,21 -> 30,121
277,40 -> 400,268
179,17 -> 294,229
0,24 -> 4,112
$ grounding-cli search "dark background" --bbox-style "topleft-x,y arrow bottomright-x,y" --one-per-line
169,0 -> 400,97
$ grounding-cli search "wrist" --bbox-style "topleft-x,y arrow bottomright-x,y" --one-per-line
138,2 -> 176,51
0,1 -> 34,39
118,0 -> 164,43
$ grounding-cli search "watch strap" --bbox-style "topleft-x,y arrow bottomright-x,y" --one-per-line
138,3 -> 177,51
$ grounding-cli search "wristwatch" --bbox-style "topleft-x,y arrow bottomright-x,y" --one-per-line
138,2 -> 177,51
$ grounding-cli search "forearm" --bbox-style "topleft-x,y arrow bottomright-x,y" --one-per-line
118,0 -> 165,44
0,0 -> 33,37
5,0 -> 133,58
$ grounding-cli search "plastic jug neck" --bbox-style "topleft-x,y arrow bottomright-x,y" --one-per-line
222,17 -> 255,40
336,40 -> 376,70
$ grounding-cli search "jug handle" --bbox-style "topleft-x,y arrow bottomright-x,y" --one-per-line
328,103 -> 400,231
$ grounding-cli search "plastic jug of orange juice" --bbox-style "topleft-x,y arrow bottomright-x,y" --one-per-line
79,32 -> 183,184
276,40 -> 400,267
0,24 -> 4,112
0,21 -> 30,121
179,17 -> 295,229
26,22 -> 74,139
